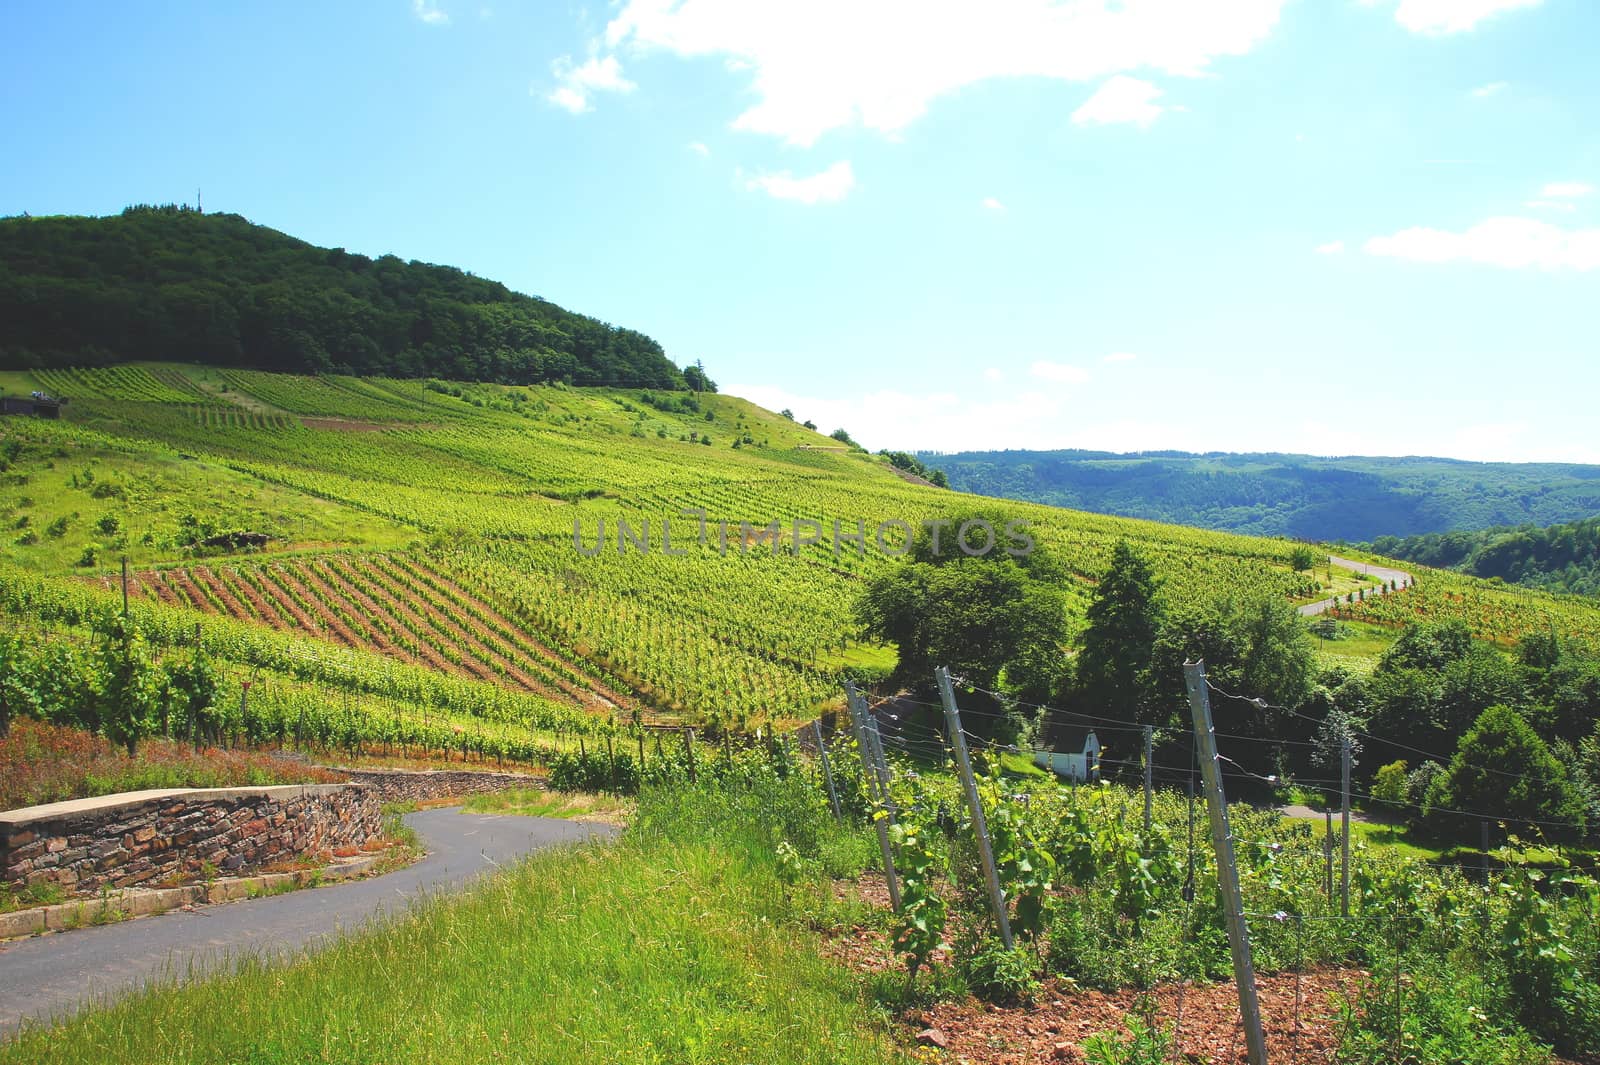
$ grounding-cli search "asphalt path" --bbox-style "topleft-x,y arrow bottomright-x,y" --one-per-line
0,808 -> 617,1036
1298,554 -> 1413,617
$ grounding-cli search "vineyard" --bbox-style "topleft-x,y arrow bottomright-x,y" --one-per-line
5,362 -> 1600,769
794,676 -> 1600,1064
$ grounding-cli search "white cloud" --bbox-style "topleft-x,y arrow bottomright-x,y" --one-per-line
1030,360 -> 1091,384
548,87 -> 591,114
1102,352 -> 1138,364
982,367 -> 1005,382
1364,216 -> 1600,271
688,140 -> 711,156
981,197 -> 1005,211
546,55 -> 637,114
1541,181 -> 1594,199
1071,75 -> 1165,128
1525,200 -> 1576,213
1315,240 -> 1345,255
603,0 -> 1285,146
1469,80 -> 1508,98
413,0 -> 449,25
1377,0 -> 1542,35
744,160 -> 856,204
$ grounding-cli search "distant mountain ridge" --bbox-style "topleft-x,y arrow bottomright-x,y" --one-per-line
919,448 -> 1600,542
0,206 -> 694,390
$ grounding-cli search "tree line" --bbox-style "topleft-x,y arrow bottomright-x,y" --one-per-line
0,206 -> 702,390
856,525 -> 1600,844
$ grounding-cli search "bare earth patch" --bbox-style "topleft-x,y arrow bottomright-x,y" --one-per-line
823,873 -> 1364,1065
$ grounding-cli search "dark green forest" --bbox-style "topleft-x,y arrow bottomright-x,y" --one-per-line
921,448 -> 1600,542
1367,516 -> 1600,597
0,206 -> 697,389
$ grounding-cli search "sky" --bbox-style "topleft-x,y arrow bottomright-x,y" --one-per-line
2,0 -> 1597,463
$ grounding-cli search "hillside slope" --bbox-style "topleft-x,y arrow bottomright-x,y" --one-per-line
0,207 -> 689,389
1367,515 -> 1600,597
921,448 -> 1600,541
3,364 -> 1598,750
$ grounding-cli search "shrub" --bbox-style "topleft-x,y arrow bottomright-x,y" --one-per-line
961,940 -> 1039,1005
1371,760 -> 1409,811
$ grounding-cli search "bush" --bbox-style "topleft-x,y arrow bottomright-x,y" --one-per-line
1336,957 -> 1553,1065
1371,760 -> 1409,812
961,940 -> 1039,1005
1082,1012 -> 1174,1065
1406,760 -> 1444,810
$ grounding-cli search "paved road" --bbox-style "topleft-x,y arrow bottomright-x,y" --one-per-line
0,808 -> 617,1036
1298,554 -> 1413,617
1278,803 -> 1386,825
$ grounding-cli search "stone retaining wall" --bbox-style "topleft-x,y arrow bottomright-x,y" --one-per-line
0,784 -> 381,896
335,767 -> 542,803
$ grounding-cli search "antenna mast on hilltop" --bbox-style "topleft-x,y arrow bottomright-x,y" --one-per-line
196,187 -> 203,214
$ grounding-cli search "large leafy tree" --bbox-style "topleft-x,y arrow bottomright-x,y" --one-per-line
1075,542 -> 1164,725
1424,704 -> 1586,842
856,514 -> 1067,699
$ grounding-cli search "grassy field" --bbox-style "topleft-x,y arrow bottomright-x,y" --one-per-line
461,788 -> 631,822
0,784 -> 901,1065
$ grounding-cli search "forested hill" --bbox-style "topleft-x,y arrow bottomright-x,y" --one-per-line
0,206 -> 694,390
919,448 -> 1600,542
1367,516 -> 1600,597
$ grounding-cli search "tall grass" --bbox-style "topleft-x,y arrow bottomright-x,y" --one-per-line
0,760 -> 900,1064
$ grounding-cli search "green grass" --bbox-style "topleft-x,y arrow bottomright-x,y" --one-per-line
0,801 -> 903,1065
0,880 -> 67,915
1309,620 -> 1399,672
461,788 -> 630,822
0,438 -> 413,573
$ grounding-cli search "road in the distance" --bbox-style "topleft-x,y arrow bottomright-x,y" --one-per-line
0,808 -> 617,1036
1298,554 -> 1413,617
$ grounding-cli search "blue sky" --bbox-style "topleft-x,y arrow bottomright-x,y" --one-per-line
3,0 -> 1597,461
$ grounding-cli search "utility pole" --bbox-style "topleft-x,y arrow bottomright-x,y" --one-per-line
845,680 -> 900,912
1183,661 -> 1268,1065
935,666 -> 1013,949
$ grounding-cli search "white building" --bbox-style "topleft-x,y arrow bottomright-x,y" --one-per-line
1033,728 -> 1101,782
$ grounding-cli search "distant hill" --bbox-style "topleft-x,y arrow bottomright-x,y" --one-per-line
0,206 -> 694,390
919,449 -> 1600,542
1367,516 -> 1600,597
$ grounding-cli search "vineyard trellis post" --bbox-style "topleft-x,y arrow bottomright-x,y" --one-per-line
935,666 -> 1013,950
813,719 -> 841,820
1143,724 -> 1153,835
1324,810 -> 1334,900
1183,660 -> 1268,1065
682,727 -> 696,783
845,679 -> 901,912
1341,735 -> 1352,918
